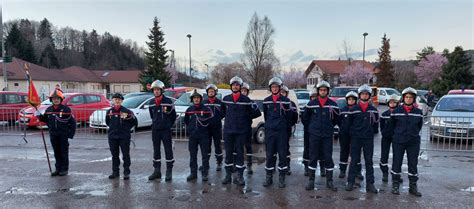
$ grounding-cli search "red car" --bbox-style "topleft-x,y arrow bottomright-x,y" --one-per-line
0,91 -> 29,123
329,86 -> 358,102
164,87 -> 193,99
18,93 -> 110,128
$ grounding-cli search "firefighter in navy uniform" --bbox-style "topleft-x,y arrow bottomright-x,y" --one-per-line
203,84 -> 224,171
148,80 -> 177,182
303,81 -> 339,191
390,87 -> 423,197
338,91 -> 358,178
37,90 -> 76,177
184,90 -> 213,182
262,77 -> 292,188
240,82 -> 262,175
280,85 -> 298,176
301,89 -> 317,176
379,94 -> 400,182
345,84 -> 379,194
221,76 -> 256,186
106,93 -> 138,180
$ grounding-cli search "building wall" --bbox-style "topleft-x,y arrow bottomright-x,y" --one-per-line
109,83 -> 141,94
306,65 -> 322,90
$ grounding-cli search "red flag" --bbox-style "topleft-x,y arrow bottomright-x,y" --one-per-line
24,64 -> 41,108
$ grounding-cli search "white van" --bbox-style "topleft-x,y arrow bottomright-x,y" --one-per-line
377,87 -> 401,104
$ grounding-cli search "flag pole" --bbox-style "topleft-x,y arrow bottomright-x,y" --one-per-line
37,107 -> 52,174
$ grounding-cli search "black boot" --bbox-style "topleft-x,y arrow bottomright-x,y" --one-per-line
148,168 -> 161,181
123,168 -> 130,180
409,181 -> 422,197
165,167 -> 172,182
320,164 -> 326,177
305,171 -> 315,190
326,170 -> 337,191
222,167 -> 232,185
247,159 -> 253,175
58,171 -> 68,176
216,162 -> 222,172
366,183 -> 378,194
186,173 -> 197,182
303,162 -> 309,177
235,170 -> 245,186
392,181 -> 400,195
108,172 -> 119,179
263,171 -> 273,187
279,172 -> 286,188
51,170 -> 60,177
339,164 -> 347,178
202,171 -> 209,182
380,164 -> 389,182
286,158 -> 292,176
345,182 -> 355,191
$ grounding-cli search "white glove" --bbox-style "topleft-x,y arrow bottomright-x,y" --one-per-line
34,110 -> 41,116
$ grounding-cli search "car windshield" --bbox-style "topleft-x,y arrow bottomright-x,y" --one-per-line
122,95 -> 152,108
330,88 -> 357,97
41,95 -> 70,105
386,89 -> 401,96
436,97 -> 474,112
296,92 -> 309,100
124,92 -> 152,99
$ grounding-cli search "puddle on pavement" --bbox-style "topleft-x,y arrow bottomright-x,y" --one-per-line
4,187 -> 50,195
460,186 -> 474,192
4,185 -> 108,197
170,189 -> 191,202
88,157 -> 112,163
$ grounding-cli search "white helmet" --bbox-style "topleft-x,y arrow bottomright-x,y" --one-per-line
358,84 -> 372,95
316,80 -> 331,90
402,87 -> 417,98
190,89 -> 203,100
310,88 -> 318,97
229,76 -> 243,86
242,82 -> 250,90
151,80 -> 165,89
281,85 -> 289,93
268,77 -> 283,88
345,91 -> 358,100
388,94 -> 400,103
206,84 -> 218,93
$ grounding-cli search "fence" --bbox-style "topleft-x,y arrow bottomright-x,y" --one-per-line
1,107 -> 473,152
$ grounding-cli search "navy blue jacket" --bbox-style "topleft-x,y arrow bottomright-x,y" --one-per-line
184,103 -> 213,136
303,98 -> 340,137
221,93 -> 255,134
390,105 -> 423,143
339,105 -> 356,137
203,98 -> 224,129
39,104 -> 76,138
149,96 -> 177,130
287,100 -> 298,129
263,95 -> 293,131
380,108 -> 396,138
348,103 -> 379,139
106,106 -> 138,140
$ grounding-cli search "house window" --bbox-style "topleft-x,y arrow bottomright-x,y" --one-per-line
114,85 -> 121,93
14,83 -> 19,87
122,85 -> 130,93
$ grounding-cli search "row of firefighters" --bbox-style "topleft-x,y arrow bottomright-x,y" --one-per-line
36,76 -> 423,197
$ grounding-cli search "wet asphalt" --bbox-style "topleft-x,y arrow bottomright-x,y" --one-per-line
0,106 -> 473,208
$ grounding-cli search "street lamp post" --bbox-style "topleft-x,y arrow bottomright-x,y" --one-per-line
187,34 -> 192,84
205,64 -> 209,80
362,32 -> 368,61
168,49 -> 175,88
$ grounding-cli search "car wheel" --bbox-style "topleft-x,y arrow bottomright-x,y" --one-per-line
255,125 -> 265,144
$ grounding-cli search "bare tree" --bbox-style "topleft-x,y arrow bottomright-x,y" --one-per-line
242,12 -> 278,88
338,39 -> 353,60
210,62 -> 245,85
282,67 -> 306,89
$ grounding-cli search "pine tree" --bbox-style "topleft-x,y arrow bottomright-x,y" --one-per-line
139,17 -> 170,90
432,46 -> 472,95
415,46 -> 435,65
5,23 -> 36,62
37,18 -> 59,68
376,34 -> 394,87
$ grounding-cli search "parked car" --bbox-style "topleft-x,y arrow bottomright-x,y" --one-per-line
430,94 -> 474,141
164,87 -> 193,99
0,91 -> 28,123
89,94 -> 155,130
329,86 -> 358,102
295,90 -> 310,113
448,89 -> 474,95
248,89 -> 299,144
18,93 -> 110,128
124,92 -> 153,99
377,87 -> 401,104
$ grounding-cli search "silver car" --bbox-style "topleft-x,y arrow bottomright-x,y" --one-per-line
430,94 -> 474,140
